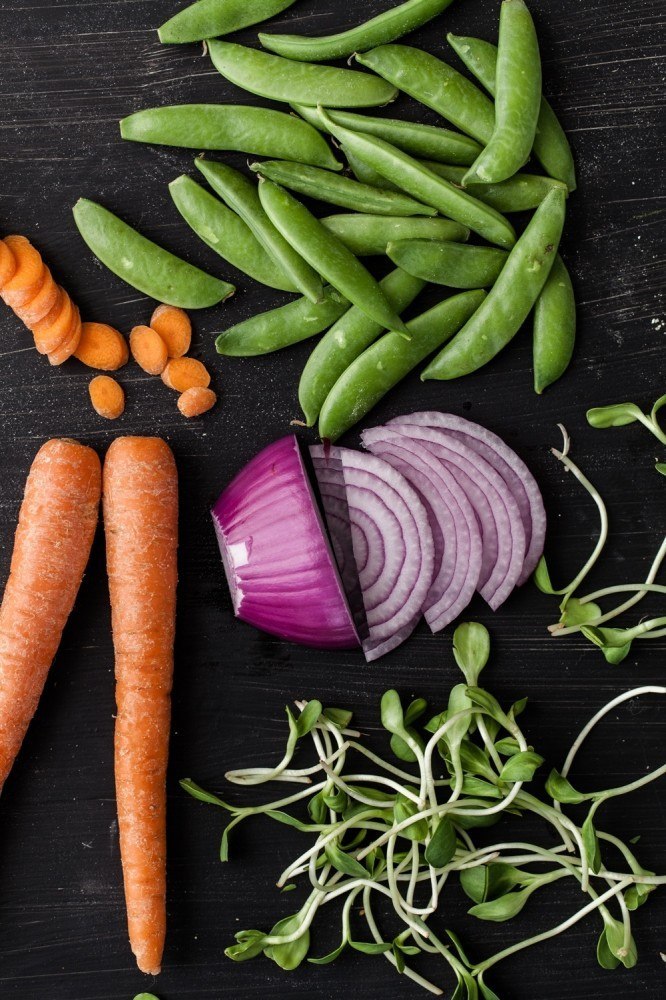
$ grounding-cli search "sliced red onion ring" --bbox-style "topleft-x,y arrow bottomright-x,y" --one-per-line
384,422 -> 527,610
390,412 -> 546,584
311,444 -> 434,662
212,436 -> 360,649
361,427 -> 483,633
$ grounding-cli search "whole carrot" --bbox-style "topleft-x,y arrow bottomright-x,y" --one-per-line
103,437 -> 178,976
0,439 -> 101,792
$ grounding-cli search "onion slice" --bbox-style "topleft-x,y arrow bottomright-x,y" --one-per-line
362,427 -> 483,633
311,444 -> 434,662
212,436 -> 359,649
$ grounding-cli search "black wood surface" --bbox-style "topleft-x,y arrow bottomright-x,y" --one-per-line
0,1 -> 664,998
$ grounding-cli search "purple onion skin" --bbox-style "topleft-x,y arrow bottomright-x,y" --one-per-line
212,435 -> 360,650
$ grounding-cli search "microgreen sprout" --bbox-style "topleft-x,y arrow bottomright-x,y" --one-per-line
182,626 -> 665,997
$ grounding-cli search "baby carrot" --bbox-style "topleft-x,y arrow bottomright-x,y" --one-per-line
103,437 -> 178,976
89,375 -> 125,419
161,357 -> 210,392
0,439 -> 101,793
130,325 -> 169,375
75,322 -> 129,371
150,304 -> 192,358
177,386 -> 217,417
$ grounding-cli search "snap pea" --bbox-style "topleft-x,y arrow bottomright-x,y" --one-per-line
258,179 -> 411,335
299,268 -> 426,426
259,0 -> 456,62
342,147 -> 402,192
319,289 -> 486,442
422,162 -> 569,213
464,0 -> 542,186
533,255 -> 576,394
208,41 -> 398,109
215,287 -> 350,356
422,186 -> 566,380
196,159 -> 323,304
292,103 -> 482,165
158,0 -> 298,44
387,240 -> 508,288
169,175 -> 299,292
250,160 -> 436,217
448,33 -> 577,191
73,198 -> 234,308
319,111 -> 516,249
120,105 -> 341,171
321,214 -> 470,256
356,45 -> 495,145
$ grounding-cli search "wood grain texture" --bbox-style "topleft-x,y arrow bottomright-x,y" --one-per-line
0,1 -> 664,997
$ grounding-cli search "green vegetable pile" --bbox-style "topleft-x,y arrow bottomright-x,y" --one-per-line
182,623 -> 665,997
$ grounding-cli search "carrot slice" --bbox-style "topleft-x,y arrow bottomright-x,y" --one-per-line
0,439 -> 101,793
89,375 -> 125,419
177,386 -> 217,418
0,240 -> 17,288
1,236 -> 44,295
75,322 -> 129,371
2,262 -> 47,310
14,268 -> 59,327
130,325 -> 168,375
103,437 -> 178,976
161,357 -> 210,392
48,305 -> 82,366
150,304 -> 192,358
31,287 -> 75,354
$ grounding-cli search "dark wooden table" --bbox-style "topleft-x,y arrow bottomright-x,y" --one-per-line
1,1 -> 664,997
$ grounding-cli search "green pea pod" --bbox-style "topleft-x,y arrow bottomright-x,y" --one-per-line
158,0 -> 298,44
533,255 -> 576,393
319,111 -> 516,249
258,179 -> 410,335
422,186 -> 566,380
321,214 -> 470,256
343,147 -> 402,192
387,240 -> 508,288
208,41 -> 398,109
120,105 -> 341,171
259,0 -> 457,62
72,198 -> 234,308
422,162 -> 569,213
464,0 -> 542,186
250,160 -> 436,217
292,103 -> 482,165
448,33 -> 577,191
215,287 -> 350,356
196,159 -> 324,304
356,45 -> 495,145
169,175 -> 299,292
319,289 -> 486,442
299,268 -> 426,426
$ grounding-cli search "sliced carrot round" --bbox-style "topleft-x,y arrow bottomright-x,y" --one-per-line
161,357 -> 210,392
150,304 -> 192,358
129,325 -> 168,375
89,375 -> 125,419
48,307 -> 82,366
0,239 -> 18,289
177,386 -> 217,418
13,268 -> 59,326
2,263 -> 49,310
74,322 -> 129,371
1,236 -> 44,294
32,287 -> 74,355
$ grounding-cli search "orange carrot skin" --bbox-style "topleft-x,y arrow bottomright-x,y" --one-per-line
0,439 -> 101,792
103,437 -> 178,976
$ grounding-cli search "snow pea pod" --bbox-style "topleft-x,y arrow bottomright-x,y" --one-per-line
533,255 -> 576,393
321,214 -> 470,256
387,240 -> 508,288
158,0 -> 298,45
319,289 -> 486,442
259,0 -> 456,62
250,160 -> 436,217
208,41 -> 398,108
196,159 -> 323,303
120,105 -> 341,171
258,179 -> 410,335
464,0 -> 542,186
423,162 -> 569,213
319,111 -> 516,249
292,103 -> 482,165
215,287 -> 349,356
422,186 -> 566,380
356,45 -> 495,145
299,268 -> 426,427
448,33 -> 577,191
73,198 -> 234,308
168,175 -> 298,292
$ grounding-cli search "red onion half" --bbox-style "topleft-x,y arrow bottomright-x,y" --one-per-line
212,436 -> 360,649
